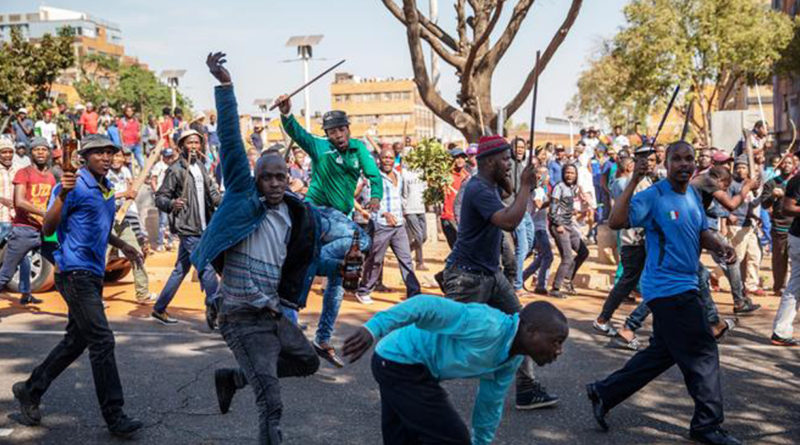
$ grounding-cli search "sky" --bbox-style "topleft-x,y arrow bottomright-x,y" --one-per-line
8,0 -> 630,134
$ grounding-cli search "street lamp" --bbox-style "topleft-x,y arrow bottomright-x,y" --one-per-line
160,69 -> 186,113
254,98 -> 273,145
285,35 -> 324,130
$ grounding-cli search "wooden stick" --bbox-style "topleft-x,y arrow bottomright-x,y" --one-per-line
269,59 -> 346,111
115,130 -> 173,223
528,50 -> 541,165
652,85 -> 680,146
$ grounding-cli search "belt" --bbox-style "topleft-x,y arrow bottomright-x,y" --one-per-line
450,263 -> 494,277
218,308 -> 280,324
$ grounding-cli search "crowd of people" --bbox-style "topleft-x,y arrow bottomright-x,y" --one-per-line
0,51 -> 795,445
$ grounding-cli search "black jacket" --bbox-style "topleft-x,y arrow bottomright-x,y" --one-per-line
155,158 -> 222,236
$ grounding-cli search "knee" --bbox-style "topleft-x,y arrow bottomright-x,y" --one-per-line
87,335 -> 115,358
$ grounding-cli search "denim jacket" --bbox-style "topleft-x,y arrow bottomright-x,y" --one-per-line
191,85 -> 337,309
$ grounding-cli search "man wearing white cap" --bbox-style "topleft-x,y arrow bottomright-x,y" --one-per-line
12,108 -> 34,148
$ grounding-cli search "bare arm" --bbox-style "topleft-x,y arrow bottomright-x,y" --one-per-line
608,158 -> 649,230
14,184 -> 45,217
490,164 -> 535,231
782,195 -> 800,218
700,230 -> 736,264
712,180 -> 754,212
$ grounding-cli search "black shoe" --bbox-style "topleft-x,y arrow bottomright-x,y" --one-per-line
434,270 -> 445,293
516,382 -> 559,410
770,333 -> 799,347
549,289 -> 566,299
214,369 -> 237,414
20,294 -> 43,305
733,302 -> 761,315
12,382 -> 41,426
151,310 -> 178,325
533,287 -> 549,296
205,305 -> 218,330
107,414 -> 143,439
690,427 -> 742,445
586,383 -> 609,432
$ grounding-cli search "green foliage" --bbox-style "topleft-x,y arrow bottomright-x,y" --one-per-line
572,0 -> 794,140
403,139 -> 453,206
0,26 -> 75,112
776,17 -> 800,77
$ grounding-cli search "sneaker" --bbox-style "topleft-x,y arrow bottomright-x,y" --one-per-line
771,333 -> 799,347
533,287 -> 549,296
151,310 -> 178,325
733,301 -> 761,315
12,382 -> 41,426
107,414 -> 144,439
586,383 -> 609,432
136,293 -> 157,304
592,320 -> 617,337
689,427 -> 742,445
355,292 -> 374,305
549,288 -> 566,299
20,294 -> 43,305
564,282 -> 578,296
312,341 -> 345,368
214,369 -> 237,414
516,381 -> 559,410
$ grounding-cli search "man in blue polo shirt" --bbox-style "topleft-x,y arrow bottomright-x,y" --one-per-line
11,134 -> 145,439
587,141 -> 742,445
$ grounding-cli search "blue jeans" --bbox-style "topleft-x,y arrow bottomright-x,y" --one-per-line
0,225 -> 37,295
625,264 -> 719,331
0,222 -> 12,240
157,211 -> 172,248
522,228 -> 553,289
153,235 -> 219,313
125,144 -> 144,168
513,213 -> 535,289
315,206 -> 370,345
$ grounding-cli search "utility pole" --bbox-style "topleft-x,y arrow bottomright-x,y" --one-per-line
286,35 -> 324,130
430,0 -> 439,139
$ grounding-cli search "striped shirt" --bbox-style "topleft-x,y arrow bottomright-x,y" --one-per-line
376,170 -> 404,227
0,163 -> 17,223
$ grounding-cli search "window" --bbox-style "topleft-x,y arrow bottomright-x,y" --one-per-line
9,14 -> 21,22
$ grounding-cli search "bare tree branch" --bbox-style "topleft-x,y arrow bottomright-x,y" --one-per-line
503,0 -> 583,118
401,0 -> 474,134
479,0 -> 535,71
455,0 -> 468,49
461,0 -> 505,102
382,0 -> 459,50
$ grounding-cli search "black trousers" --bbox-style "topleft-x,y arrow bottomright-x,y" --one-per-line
25,271 -> 125,425
599,245 -> 646,321
441,218 -> 458,249
771,229 -> 789,293
372,353 -> 470,445
592,290 -> 724,433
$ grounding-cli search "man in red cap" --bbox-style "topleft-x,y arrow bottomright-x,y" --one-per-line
441,135 -> 559,409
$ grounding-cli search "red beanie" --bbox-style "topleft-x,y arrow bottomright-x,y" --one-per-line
476,135 -> 511,159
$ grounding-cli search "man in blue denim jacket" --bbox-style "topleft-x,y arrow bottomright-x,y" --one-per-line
192,53 -> 366,444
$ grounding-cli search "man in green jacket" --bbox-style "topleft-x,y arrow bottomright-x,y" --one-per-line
275,94 -> 382,367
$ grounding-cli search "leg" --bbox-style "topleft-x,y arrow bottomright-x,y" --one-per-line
116,225 -> 149,300
624,301 -> 652,332
388,226 -> 421,297
372,354 -> 470,445
0,226 -> 41,292
550,226 -> 575,291
131,144 -> 144,168
513,214 -> 533,290
442,265 -> 492,305
275,315 -> 320,378
773,235 -> 800,339
358,225 -> 393,295
569,227 -> 589,282
742,228 -> 762,292
153,236 -> 193,313
599,246 -> 646,322
772,230 -> 789,293
535,230 -> 554,288
696,265 -> 720,326
501,231 -> 516,285
441,218 -> 457,249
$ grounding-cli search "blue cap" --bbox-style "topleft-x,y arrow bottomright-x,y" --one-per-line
448,148 -> 467,158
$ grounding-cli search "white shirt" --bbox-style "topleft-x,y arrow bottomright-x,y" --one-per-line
151,161 -> 169,190
612,134 -> 630,150
107,166 -> 138,215
35,121 -> 58,147
12,154 -> 30,170
189,163 -> 206,230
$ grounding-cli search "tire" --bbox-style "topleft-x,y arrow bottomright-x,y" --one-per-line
104,260 -> 132,283
0,246 -> 56,293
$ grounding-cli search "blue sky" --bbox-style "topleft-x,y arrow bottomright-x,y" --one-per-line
10,1 -> 629,133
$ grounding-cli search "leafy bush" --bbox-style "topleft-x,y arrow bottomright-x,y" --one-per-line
404,138 -> 453,207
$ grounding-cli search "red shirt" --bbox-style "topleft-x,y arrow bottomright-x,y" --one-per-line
441,168 -> 471,221
79,111 -> 100,135
159,118 -> 174,148
118,117 -> 141,146
12,166 -> 56,230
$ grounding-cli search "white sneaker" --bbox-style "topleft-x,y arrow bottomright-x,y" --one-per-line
355,292 -> 374,305
592,320 -> 617,337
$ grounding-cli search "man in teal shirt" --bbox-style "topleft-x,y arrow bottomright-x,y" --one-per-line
343,296 -> 569,445
274,94 -> 383,367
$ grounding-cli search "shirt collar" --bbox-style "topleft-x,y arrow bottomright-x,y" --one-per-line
78,167 -> 113,191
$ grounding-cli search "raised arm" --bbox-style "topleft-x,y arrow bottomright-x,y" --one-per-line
712,179 -> 755,212
275,95 -> 321,162
608,157 -> 648,230
490,163 -> 535,231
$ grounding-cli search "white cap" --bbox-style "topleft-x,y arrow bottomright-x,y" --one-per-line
17,108 -> 28,114
75,103 -> 85,110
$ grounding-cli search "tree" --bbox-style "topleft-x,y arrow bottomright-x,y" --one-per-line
572,0 -> 794,144
404,138 -> 453,206
0,26 -> 75,111
383,0 -> 583,142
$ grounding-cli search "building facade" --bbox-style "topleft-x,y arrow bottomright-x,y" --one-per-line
773,0 -> 800,151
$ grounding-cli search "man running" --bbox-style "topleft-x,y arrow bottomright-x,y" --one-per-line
587,141 -> 742,445
275,91 -> 381,366
342,296 -> 568,445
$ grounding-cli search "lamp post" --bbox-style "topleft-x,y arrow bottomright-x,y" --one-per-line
160,69 -> 186,113
254,98 -> 273,145
285,35 -> 324,130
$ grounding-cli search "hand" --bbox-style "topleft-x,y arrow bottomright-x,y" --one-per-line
172,198 -> 185,212
59,172 -> 77,197
360,209 -> 371,220
0,197 -> 12,208
555,225 -> 565,234
206,52 -> 232,84
773,187 -> 785,198
139,237 -> 151,258
274,94 -> 291,115
727,214 -> 738,226
125,189 -> 138,200
367,198 -> 381,212
718,244 -> 737,265
342,326 -> 374,364
520,162 -> 536,188
741,178 -> 756,193
121,243 -> 144,268
384,213 -> 398,226
632,156 -> 649,182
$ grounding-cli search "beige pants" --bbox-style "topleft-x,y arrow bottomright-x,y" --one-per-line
726,225 -> 762,292
106,223 -> 150,301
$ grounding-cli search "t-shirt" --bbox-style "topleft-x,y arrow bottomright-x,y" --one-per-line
151,161 -> 170,190
107,167 -> 138,215
34,121 -> 57,146
629,179 -> 708,302
79,111 -> 100,135
690,173 -> 723,230
118,117 -> 141,146
449,176 -> 505,274
785,175 -> 800,238
189,163 -> 207,230
12,166 -> 55,230
532,186 -> 549,231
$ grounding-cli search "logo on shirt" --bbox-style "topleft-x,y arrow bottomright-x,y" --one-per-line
668,210 -> 679,221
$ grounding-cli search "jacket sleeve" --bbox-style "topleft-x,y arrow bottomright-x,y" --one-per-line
216,85 -> 254,195
206,173 -> 222,208
364,295 -> 469,340
358,142 -> 383,201
281,114 -> 322,162
471,363 -> 518,445
155,167 -> 179,213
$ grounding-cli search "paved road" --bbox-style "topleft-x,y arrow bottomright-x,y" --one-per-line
0,246 -> 799,444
